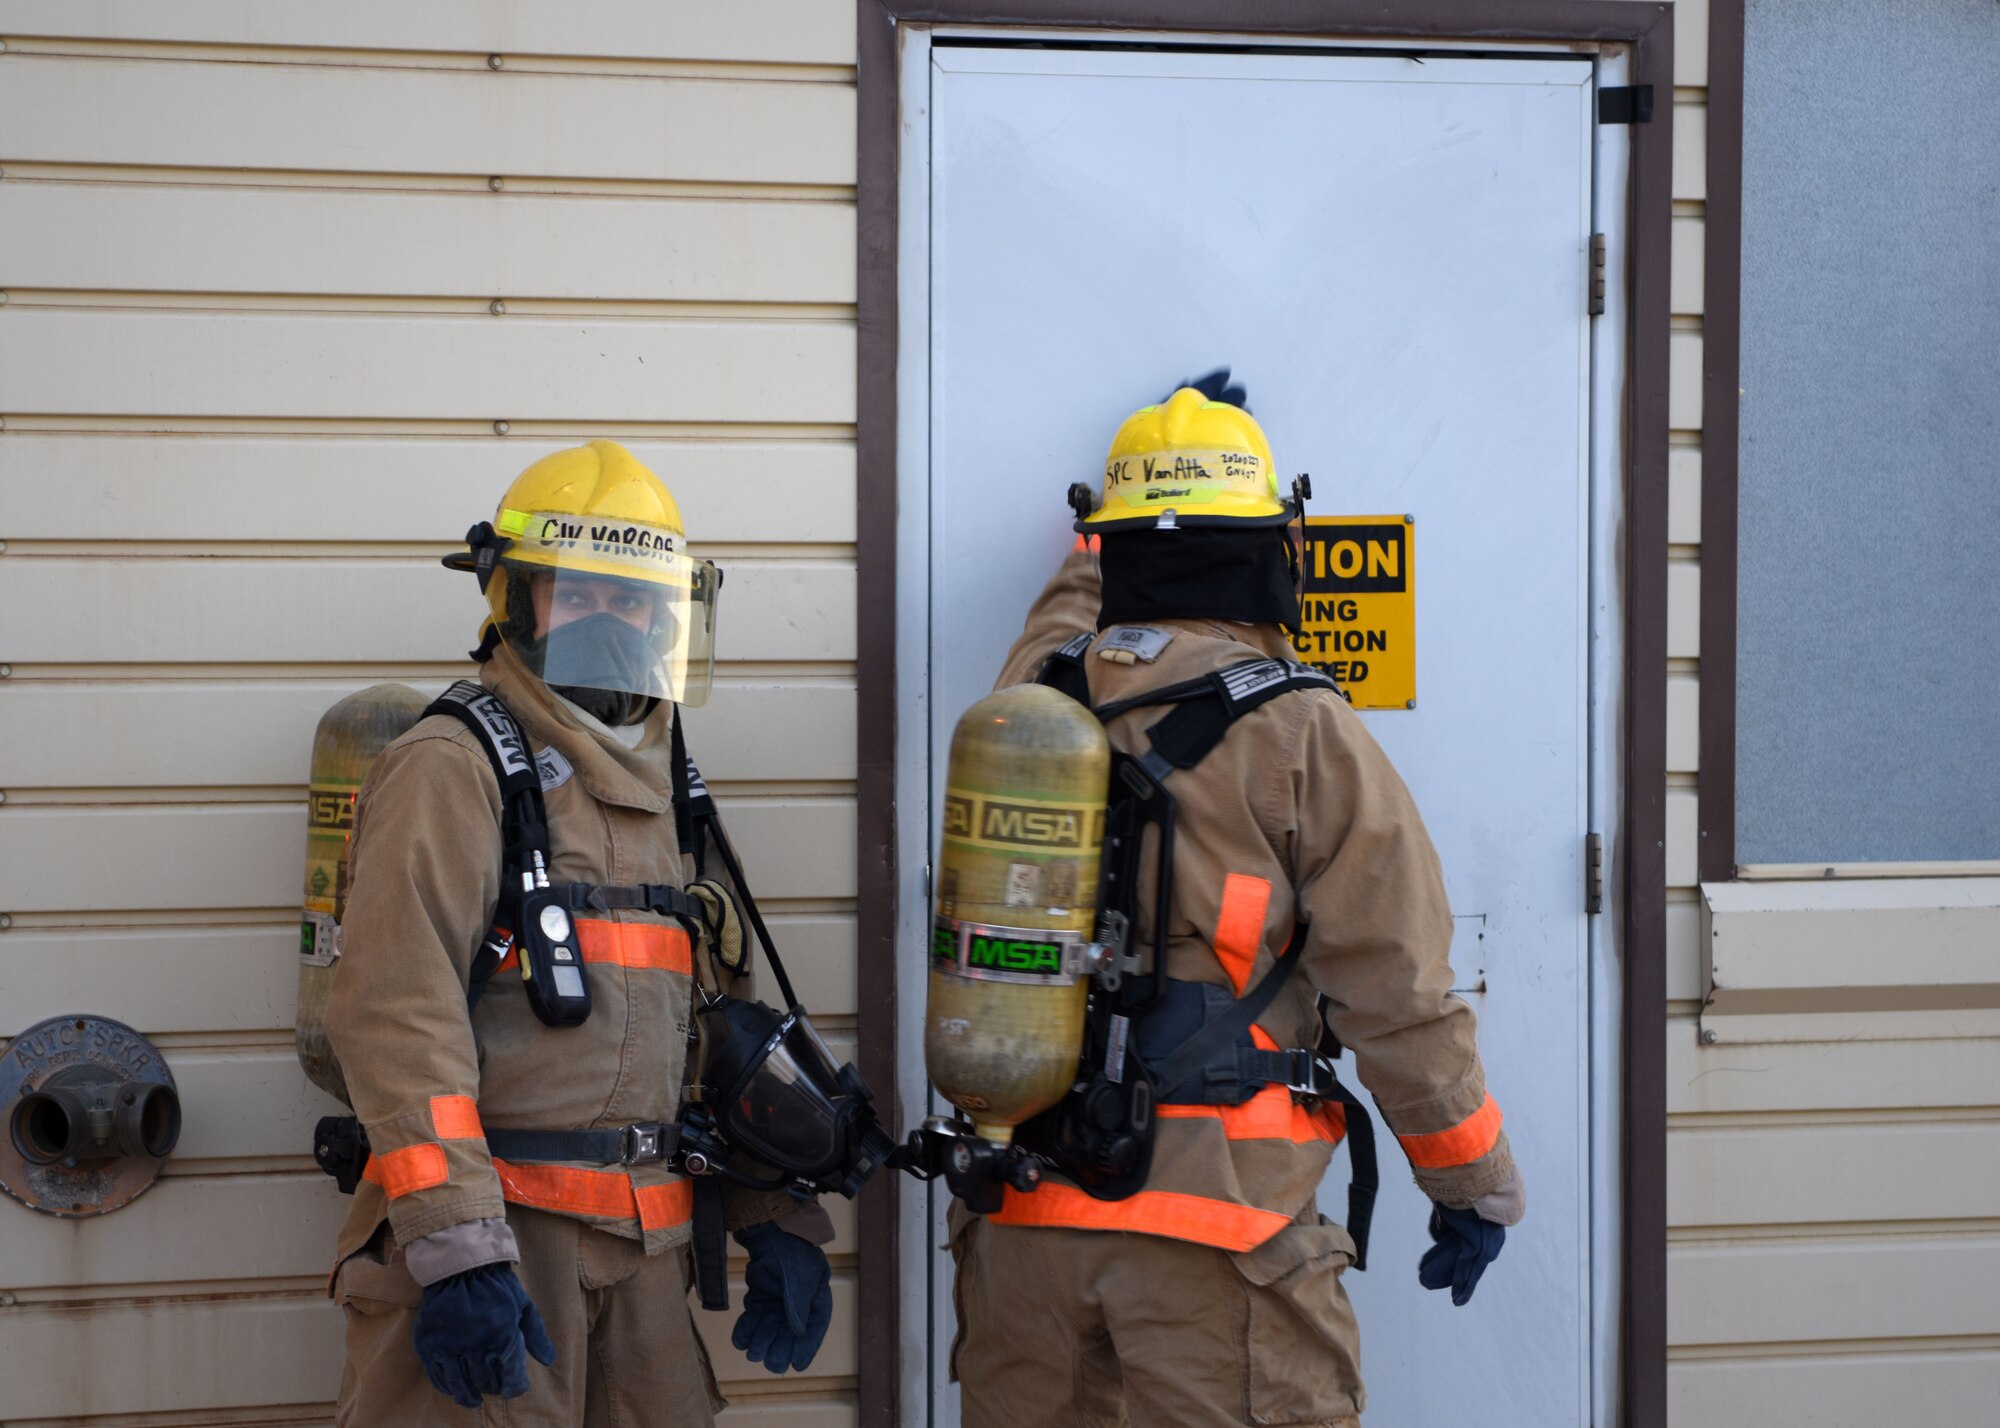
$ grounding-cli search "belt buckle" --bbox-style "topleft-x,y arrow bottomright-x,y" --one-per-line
1287,1049 -> 1320,1095
622,1123 -> 665,1164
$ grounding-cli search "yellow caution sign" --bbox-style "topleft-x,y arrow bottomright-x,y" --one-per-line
1291,515 -> 1415,709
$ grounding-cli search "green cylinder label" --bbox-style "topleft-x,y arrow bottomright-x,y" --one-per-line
932,917 -> 1071,979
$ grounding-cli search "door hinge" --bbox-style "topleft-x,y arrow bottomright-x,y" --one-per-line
1589,234 -> 1607,316
1598,85 -> 1655,125
1585,833 -> 1604,915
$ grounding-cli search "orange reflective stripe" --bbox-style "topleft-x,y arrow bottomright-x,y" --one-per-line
1398,1093 -> 1503,1169
991,1184 -> 1290,1253
1157,1083 -> 1347,1145
1072,533 -> 1101,554
491,1158 -> 693,1230
429,1094 -> 483,1141
1213,874 -> 1272,995
637,1180 -> 696,1233
488,921 -> 691,978
577,920 -> 692,974
363,1142 -> 449,1199
493,1159 -> 632,1218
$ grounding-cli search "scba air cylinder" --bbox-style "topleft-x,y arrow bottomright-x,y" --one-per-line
926,683 -> 1108,1145
295,684 -> 429,1103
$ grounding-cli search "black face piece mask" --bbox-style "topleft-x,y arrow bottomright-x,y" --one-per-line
534,613 -> 664,727
685,998 -> 897,1199
1097,526 -> 1303,634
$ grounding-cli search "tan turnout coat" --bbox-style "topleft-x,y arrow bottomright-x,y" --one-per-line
985,547 -> 1516,1248
325,643 -> 772,1269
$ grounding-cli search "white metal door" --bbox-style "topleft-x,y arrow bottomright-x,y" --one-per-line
913,42 -> 1597,1426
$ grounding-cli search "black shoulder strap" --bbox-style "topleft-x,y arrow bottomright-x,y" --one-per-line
672,714 -> 801,1011
424,682 -> 549,1001
669,711 -> 697,861
426,681 -> 543,802
1034,631 -> 1095,705
1142,658 -> 1340,771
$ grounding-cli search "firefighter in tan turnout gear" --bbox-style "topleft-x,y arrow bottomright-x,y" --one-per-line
321,442 -> 839,1424
947,376 -> 1526,1427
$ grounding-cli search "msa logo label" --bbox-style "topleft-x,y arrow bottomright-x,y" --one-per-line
979,801 -> 1086,848
467,698 -> 534,779
942,792 -> 1097,850
442,684 -> 535,779
932,922 -> 1065,977
306,784 -> 355,830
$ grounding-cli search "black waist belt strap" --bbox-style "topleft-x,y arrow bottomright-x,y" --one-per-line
1231,1046 -> 1341,1098
485,1122 -> 678,1167
692,1176 -> 730,1311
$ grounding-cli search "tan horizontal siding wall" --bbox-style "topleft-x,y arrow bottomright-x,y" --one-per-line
0,6 -> 859,1424
1662,1 -> 2000,1419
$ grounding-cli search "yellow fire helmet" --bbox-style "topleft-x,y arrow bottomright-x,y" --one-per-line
444,440 -> 722,707
1069,386 -> 1303,533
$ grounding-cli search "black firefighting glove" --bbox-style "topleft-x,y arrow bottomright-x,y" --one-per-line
1419,1201 -> 1506,1307
411,1262 -> 555,1407
732,1221 -> 833,1373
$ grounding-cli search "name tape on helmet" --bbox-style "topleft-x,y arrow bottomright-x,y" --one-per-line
1103,448 -> 1273,510
498,508 -> 685,579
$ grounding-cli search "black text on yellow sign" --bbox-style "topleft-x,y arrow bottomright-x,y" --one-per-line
1292,515 -> 1415,709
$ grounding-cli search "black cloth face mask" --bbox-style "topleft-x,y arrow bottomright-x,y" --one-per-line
535,613 -> 664,726
1097,526 -> 1302,635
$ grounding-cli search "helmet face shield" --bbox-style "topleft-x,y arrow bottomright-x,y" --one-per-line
488,509 -> 720,707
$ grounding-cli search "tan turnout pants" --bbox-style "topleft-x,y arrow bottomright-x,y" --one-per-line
333,1206 -> 722,1427
951,1214 -> 1364,1428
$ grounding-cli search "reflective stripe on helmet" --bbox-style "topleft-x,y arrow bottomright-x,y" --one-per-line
1397,1092 -> 1504,1169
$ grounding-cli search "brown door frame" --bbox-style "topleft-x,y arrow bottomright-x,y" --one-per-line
854,6 -> 1676,1426
1698,0 -> 1743,883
